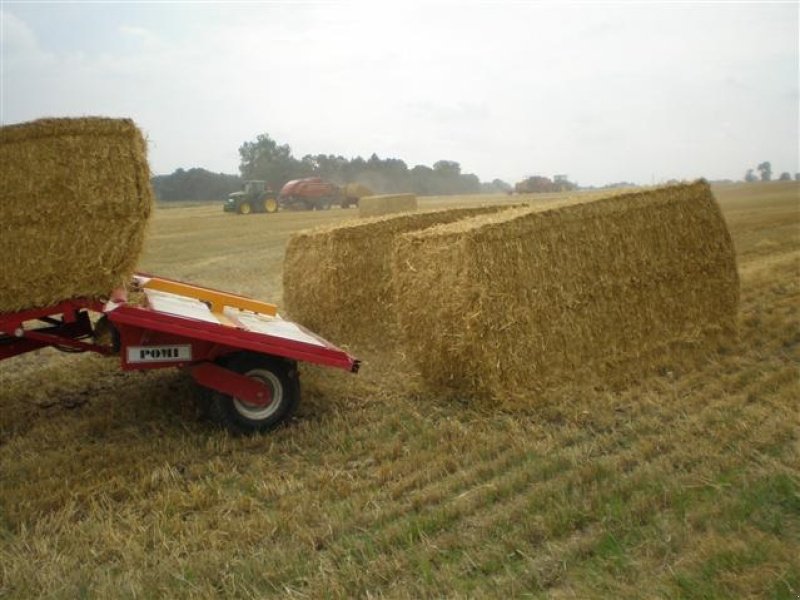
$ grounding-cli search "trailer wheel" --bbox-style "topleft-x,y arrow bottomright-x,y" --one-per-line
209,354 -> 300,435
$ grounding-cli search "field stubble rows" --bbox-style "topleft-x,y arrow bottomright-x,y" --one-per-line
1,183 -> 798,598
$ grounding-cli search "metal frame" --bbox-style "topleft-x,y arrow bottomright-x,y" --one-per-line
0,274 -> 359,409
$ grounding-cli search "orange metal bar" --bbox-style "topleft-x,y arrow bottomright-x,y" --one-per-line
140,277 -> 278,316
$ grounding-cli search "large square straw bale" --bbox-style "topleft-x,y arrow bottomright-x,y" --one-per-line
392,181 -> 739,399
1,117 -> 154,313
283,204 -> 517,349
358,193 -> 417,218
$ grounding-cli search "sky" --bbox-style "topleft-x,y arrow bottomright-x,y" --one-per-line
1,1 -> 798,187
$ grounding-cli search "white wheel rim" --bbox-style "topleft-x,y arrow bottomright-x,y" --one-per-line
232,368 -> 283,421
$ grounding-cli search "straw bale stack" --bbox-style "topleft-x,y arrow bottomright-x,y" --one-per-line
358,193 -> 417,218
283,204 -> 516,349
0,117 -> 153,312
392,181 -> 739,399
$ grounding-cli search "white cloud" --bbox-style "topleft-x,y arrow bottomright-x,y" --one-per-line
1,9 -> 54,71
1,3 -> 797,184
119,25 -> 161,49
1,10 -> 38,54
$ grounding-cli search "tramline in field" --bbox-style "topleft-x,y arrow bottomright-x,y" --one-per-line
0,274 -> 360,434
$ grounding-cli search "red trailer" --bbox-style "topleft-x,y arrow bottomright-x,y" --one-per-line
0,274 -> 359,434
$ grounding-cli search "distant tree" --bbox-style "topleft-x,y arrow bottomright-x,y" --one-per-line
757,161 -> 772,182
744,169 -> 757,183
481,178 -> 512,193
778,172 -> 791,181
553,174 -> 578,191
795,173 -> 800,182
602,181 -> 637,189
300,154 -> 349,182
151,168 -> 241,202
238,134 -> 303,190
433,160 -> 461,177
345,154 -> 411,193
235,132 -> 509,197
378,157 -> 410,190
457,172 -> 481,194
515,175 -> 576,193
554,174 -> 578,191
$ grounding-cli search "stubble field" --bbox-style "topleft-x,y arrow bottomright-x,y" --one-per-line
1,182 -> 798,598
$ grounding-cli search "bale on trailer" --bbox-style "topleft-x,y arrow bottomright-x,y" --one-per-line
283,204 -> 517,350
358,193 -> 417,218
0,117 -> 154,313
392,181 -> 739,401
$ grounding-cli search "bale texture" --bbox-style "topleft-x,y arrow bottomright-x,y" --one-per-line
358,193 -> 417,218
0,117 -> 153,312
283,204 -> 517,349
392,181 -> 739,399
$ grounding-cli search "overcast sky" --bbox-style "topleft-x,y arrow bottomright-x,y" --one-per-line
1,1 -> 797,186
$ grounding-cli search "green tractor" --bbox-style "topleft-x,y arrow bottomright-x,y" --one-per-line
223,180 -> 279,215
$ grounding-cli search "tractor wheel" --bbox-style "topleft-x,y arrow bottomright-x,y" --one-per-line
208,353 -> 300,435
238,201 -> 252,215
264,198 -> 279,213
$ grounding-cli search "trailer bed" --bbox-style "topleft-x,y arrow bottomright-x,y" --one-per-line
0,273 -> 359,433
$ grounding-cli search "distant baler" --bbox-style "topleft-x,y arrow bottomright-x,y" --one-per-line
278,178 -> 372,211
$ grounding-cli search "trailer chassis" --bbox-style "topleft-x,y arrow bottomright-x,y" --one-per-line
0,274 -> 359,434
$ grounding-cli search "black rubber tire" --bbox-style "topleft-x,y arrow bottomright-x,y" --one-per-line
208,353 -> 300,435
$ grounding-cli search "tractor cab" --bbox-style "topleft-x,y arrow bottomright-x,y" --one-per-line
223,180 -> 278,215
243,180 -> 268,195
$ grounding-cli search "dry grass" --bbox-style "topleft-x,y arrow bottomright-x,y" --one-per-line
1,183 -> 798,598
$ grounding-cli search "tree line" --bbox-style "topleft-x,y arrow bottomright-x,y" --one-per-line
151,168 -> 242,202
238,133 -> 492,196
744,161 -> 798,183
151,142 -> 800,203
152,133 -> 514,202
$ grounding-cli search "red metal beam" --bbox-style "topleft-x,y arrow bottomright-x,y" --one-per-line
191,362 -> 272,407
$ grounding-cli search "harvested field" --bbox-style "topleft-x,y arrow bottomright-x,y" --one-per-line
283,203 -> 519,350
1,183 -> 798,598
393,181 -> 740,400
358,193 -> 418,217
0,117 -> 153,312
